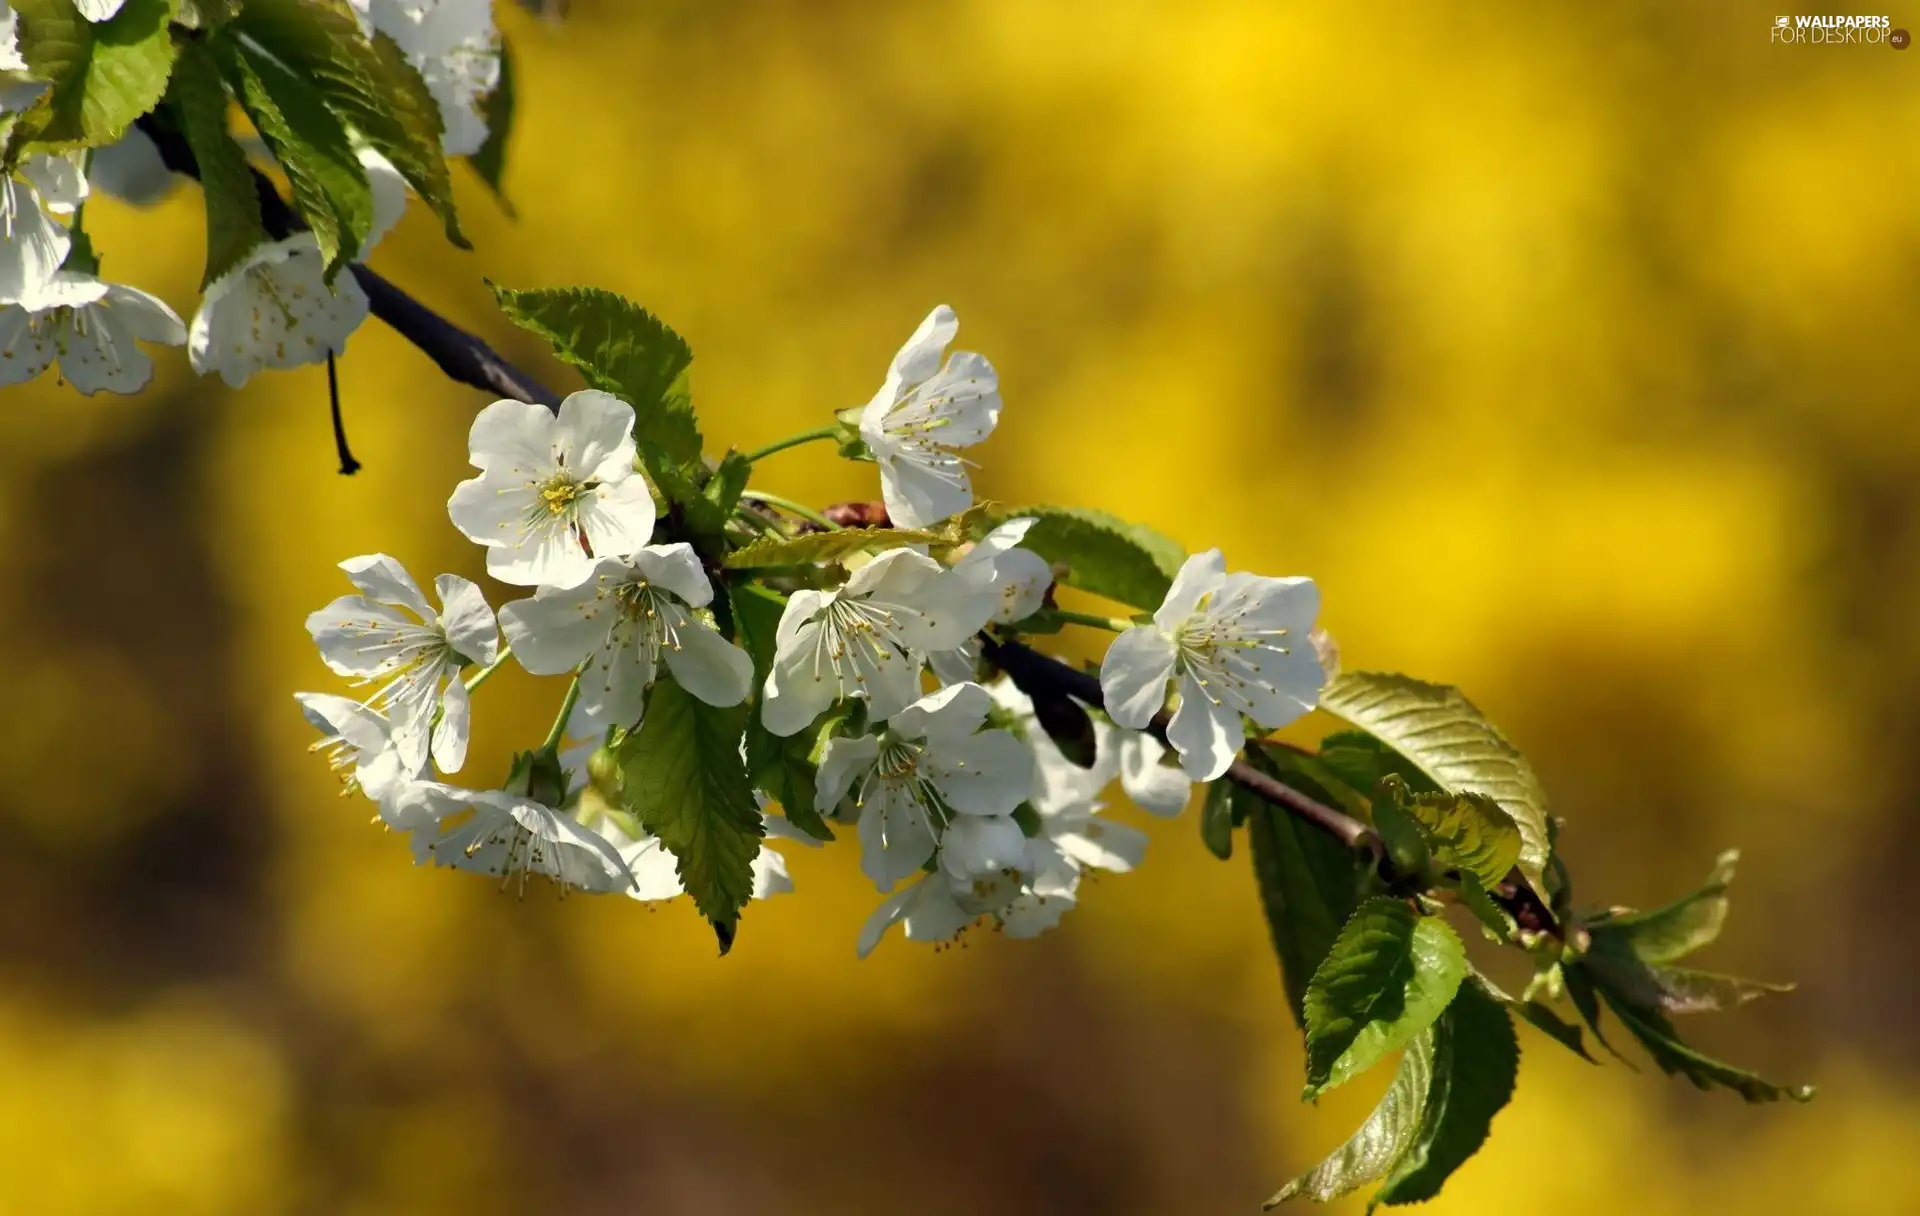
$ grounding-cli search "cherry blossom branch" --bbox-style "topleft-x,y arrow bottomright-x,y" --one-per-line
977,635 -> 1561,936
979,635 -> 1373,850
133,115 -> 562,411
137,110 -> 1559,936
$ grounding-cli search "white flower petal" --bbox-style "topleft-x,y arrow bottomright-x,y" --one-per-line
304,596 -> 421,675
761,623 -> 839,738
1236,641 -> 1325,731
357,146 -> 409,255
856,880 -> 921,958
554,389 -> 639,482
930,730 -> 1034,818
661,618 -> 753,708
497,580 -> 606,675
630,542 -> 710,606
0,303 -> 56,385
466,397 -> 556,476
813,734 -> 879,815
0,177 -> 69,306
578,477 -> 657,563
989,549 -> 1052,624
433,574 -> 500,666
886,681 -> 991,742
749,846 -> 794,899
1115,729 -> 1192,817
100,283 -> 185,344
1098,626 -> 1177,729
1167,681 -> 1244,781
857,784 -> 938,890
876,452 -> 974,531
1155,549 -> 1226,631
339,553 -> 436,619
938,813 -> 1027,883
1055,817 -> 1149,874
890,305 -> 959,388
926,642 -> 979,687
431,677 -> 471,773
22,152 -> 86,213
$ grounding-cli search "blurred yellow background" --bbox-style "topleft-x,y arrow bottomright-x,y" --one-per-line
1,0 -> 1913,1211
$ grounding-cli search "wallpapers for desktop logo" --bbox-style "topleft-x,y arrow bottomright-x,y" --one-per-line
1771,14 -> 1908,44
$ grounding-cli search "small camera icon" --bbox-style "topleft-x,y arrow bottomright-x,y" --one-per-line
1775,15 -> 1791,27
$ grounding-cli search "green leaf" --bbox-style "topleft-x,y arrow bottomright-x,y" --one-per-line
730,582 -> 785,680
168,44 -> 268,288
1266,1027 -> 1436,1208
489,284 -> 702,467
59,220 -> 99,275
1303,898 -> 1468,1098
176,0 -> 245,30
723,526 -> 940,570
1320,672 -> 1553,894
219,40 -> 373,281
1368,776 -> 1432,880
1393,782 -> 1521,890
1590,848 -> 1738,964
1200,779 -> 1234,860
615,676 -> 765,951
703,450 -> 752,520
1562,962 -> 1632,1066
1456,872 -> 1515,941
1597,985 -> 1814,1104
988,504 -> 1184,610
1377,983 -> 1519,1207
234,0 -> 467,249
8,0 -> 177,157
1513,998 -> 1594,1062
1315,731 -> 1441,800
1471,971 -> 1593,1062
731,584 -> 834,842
652,450 -> 749,558
466,32 -> 514,209
1585,937 -> 1790,1016
1262,743 -> 1375,821
1246,757 -> 1368,1028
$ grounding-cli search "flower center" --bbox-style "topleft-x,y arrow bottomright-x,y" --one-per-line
610,580 -> 683,665
1173,605 -> 1290,710
539,472 -> 587,516
876,738 -> 923,780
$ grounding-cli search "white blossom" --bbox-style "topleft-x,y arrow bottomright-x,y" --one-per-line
295,692 -> 416,815
855,825 -> 1085,958
21,152 -> 85,215
351,0 -> 501,157
414,782 -> 636,894
499,546 -> 753,733
74,0 -> 128,20
926,518 -> 1052,685
857,305 -> 1001,529
0,161 -> 75,306
448,392 -> 657,589
305,553 -> 500,776
760,547 -> 989,736
1100,549 -> 1324,781
815,682 -> 1033,889
0,270 -> 185,396
188,234 -> 370,388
